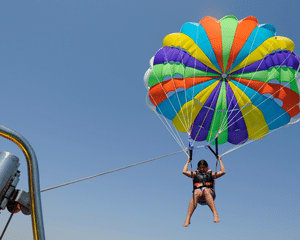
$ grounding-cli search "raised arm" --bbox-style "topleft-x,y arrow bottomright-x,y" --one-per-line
182,152 -> 194,178
212,155 -> 226,179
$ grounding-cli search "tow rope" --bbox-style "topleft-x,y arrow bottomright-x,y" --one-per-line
0,212 -> 14,240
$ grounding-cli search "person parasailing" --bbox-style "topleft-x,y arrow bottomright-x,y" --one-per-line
182,152 -> 225,226
144,14 -> 299,227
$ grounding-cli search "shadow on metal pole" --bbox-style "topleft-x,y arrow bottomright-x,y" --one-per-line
0,125 -> 45,240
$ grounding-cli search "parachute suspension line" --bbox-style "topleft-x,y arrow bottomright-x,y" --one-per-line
206,79 -> 226,148
147,57 -> 190,133
148,88 -> 189,138
222,100 -> 299,156
188,46 -> 217,137
146,95 -> 186,151
161,44 -> 190,132
219,41 -> 297,133
219,26 -> 265,129
146,41 -> 221,152
219,59 -> 262,131
41,149 -> 185,193
224,50 -> 295,131
219,29 -> 286,131
188,25 -> 202,130
222,127 -> 278,156
221,76 -> 299,134
222,101 -> 300,156
243,101 -> 300,139
197,47 -> 221,146
219,53 -> 298,135
191,80 -> 223,147
171,28 -> 188,130
146,65 -> 187,149
219,64 -> 299,135
153,109 -> 186,151
0,212 -> 14,240
217,79 -> 231,135
181,30 -> 192,131
197,67 -> 300,157
185,33 -> 196,131
218,25 -> 261,131
206,91 -> 227,147
183,25 -> 214,132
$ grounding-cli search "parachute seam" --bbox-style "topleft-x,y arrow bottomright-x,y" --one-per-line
224,50 -> 293,130
222,100 -> 300,156
191,80 -> 222,145
149,54 -> 190,133
147,94 -> 186,150
147,53 -> 191,143
218,26 -> 260,132
220,50 -> 298,135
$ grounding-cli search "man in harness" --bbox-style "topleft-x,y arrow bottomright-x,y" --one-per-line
182,153 -> 226,227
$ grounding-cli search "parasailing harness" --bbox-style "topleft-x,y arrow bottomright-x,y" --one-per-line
189,137 -> 219,205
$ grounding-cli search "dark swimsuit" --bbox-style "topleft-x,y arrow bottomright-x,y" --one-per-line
193,171 -> 216,205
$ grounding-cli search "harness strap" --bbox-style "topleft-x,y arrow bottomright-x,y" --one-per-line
207,137 -> 219,159
194,182 -> 214,187
188,144 -> 196,206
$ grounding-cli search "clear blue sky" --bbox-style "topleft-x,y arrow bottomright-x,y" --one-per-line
0,0 -> 299,239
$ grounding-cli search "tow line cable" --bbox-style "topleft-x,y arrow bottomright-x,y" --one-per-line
41,150 -> 184,192
0,212 -> 14,240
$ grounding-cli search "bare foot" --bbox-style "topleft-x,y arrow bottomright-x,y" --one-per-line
213,215 -> 220,223
183,221 -> 191,227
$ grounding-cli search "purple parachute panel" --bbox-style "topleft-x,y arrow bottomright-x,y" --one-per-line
231,51 -> 300,75
190,82 -> 222,141
154,46 -> 219,74
225,81 -> 248,144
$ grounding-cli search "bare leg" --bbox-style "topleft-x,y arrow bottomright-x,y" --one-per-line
183,190 -> 202,227
203,188 -> 220,223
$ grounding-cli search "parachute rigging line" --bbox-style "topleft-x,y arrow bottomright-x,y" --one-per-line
146,95 -> 186,151
222,101 -> 300,156
221,77 -> 299,134
146,40 -> 218,151
191,80 -> 223,147
145,15 -> 299,148
219,50 -> 297,134
148,60 -> 190,132
218,24 -> 261,131
224,61 -> 300,132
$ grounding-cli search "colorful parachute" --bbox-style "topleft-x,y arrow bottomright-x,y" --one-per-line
144,15 -> 300,145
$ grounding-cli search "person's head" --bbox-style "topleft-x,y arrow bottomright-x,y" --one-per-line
197,160 -> 208,172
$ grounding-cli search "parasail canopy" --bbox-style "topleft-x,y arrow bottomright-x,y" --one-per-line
145,15 -> 300,146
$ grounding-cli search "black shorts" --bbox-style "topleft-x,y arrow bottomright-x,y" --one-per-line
194,187 -> 216,205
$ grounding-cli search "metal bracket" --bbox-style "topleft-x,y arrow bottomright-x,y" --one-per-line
14,190 -> 31,215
